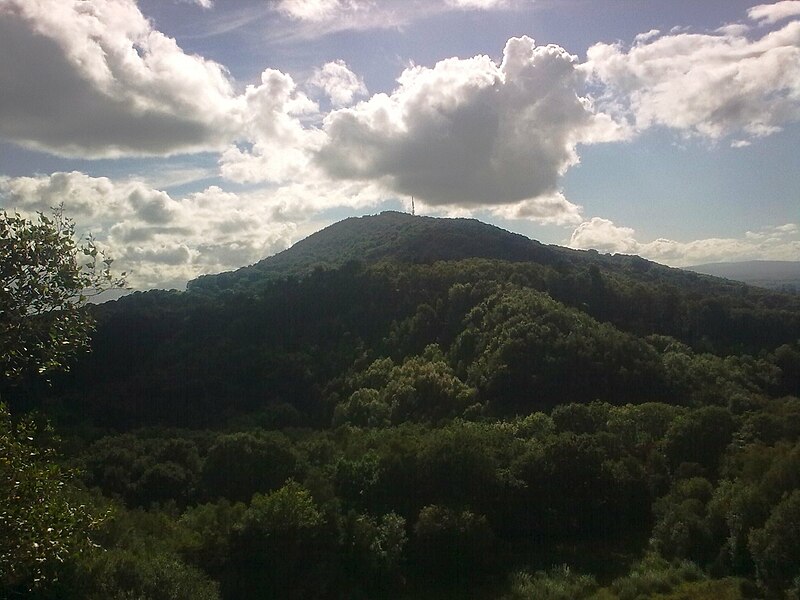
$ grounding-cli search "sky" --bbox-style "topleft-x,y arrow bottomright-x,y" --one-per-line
1,0 -> 799,290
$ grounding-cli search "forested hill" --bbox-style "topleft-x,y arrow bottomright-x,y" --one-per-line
30,210 -> 799,431
188,211 -> 562,293
186,211 -> 764,301
11,212 -> 800,599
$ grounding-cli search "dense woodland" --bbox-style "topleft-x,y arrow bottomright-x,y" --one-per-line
4,212 -> 800,599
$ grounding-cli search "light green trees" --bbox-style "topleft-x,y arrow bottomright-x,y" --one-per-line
1,208 -> 125,379
0,405 -> 99,593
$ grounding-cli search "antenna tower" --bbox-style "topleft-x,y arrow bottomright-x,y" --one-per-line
411,196 -> 415,216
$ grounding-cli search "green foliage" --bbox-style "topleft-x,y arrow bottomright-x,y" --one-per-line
338,511 -> 407,593
512,411 -> 556,439
609,554 -> 705,600
660,406 -> 736,475
650,477 -> 717,563
83,433 -> 203,508
509,431 -> 649,537
333,388 -> 391,428
505,565 -> 599,600
749,490 -> 800,593
0,207 -> 125,597
240,479 -> 322,534
412,504 -> 495,580
644,578 -> 746,600
0,208 -> 125,380
78,548 -> 220,600
0,403 -> 100,595
8,213 -> 800,597
334,450 -> 382,511
337,345 -> 478,426
607,402 -> 684,455
227,481 -> 333,599
179,499 -> 247,575
552,401 -> 613,435
453,286 -> 665,412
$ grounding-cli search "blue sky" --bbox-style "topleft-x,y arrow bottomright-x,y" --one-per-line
1,0 -> 798,289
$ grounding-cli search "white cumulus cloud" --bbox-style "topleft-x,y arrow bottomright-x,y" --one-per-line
748,1 -> 800,25
315,36 -> 625,221
220,69 -> 325,184
569,218 -> 800,266
0,0 -> 240,157
308,60 -> 368,107
586,15 -> 800,142
0,173 -> 301,289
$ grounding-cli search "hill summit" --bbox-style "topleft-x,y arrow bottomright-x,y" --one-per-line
188,211 -> 566,293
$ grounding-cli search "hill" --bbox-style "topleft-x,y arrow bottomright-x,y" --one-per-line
26,210 -> 798,430
188,211 -> 564,293
7,211 -> 800,600
687,260 -> 800,292
186,211 -> 771,301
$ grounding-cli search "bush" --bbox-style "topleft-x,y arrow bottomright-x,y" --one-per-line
505,565 -> 598,600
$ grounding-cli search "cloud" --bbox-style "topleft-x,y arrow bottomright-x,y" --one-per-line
586,16 -> 800,142
0,0 -> 239,157
489,193 -> 583,226
176,0 -> 214,8
219,69 -> 325,184
308,60 -> 368,107
446,0 -> 511,8
0,3 -> 601,227
276,0 -> 340,22
569,217 -> 638,254
315,36 -> 625,221
0,173 -> 302,289
569,218 -> 800,266
634,29 -> 660,43
748,1 -> 800,25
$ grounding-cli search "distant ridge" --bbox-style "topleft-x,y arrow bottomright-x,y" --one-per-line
687,260 -> 800,292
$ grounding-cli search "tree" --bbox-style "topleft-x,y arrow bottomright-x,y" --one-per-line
1,207 -> 125,380
200,431 -> 298,502
749,490 -> 800,594
0,402 -> 100,594
0,207 -> 124,594
412,504 -> 495,582
226,481 -> 332,599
